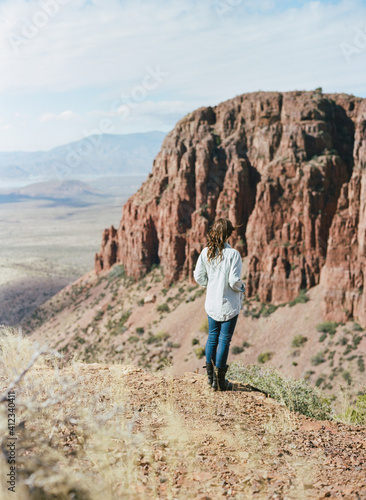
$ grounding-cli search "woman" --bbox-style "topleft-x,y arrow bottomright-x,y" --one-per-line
193,218 -> 245,391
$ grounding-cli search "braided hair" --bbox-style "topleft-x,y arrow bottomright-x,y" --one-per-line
207,218 -> 237,264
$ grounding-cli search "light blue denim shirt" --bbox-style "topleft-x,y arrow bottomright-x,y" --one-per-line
193,242 -> 245,322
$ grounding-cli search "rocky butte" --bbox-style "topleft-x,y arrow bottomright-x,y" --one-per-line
95,90 -> 366,327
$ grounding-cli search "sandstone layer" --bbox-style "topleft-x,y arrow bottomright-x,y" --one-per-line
95,91 -> 366,325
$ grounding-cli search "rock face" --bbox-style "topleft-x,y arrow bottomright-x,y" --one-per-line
95,91 -> 366,325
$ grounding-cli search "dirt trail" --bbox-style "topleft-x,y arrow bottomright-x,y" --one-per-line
75,363 -> 366,499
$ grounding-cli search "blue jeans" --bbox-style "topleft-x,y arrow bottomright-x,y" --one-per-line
205,314 -> 238,369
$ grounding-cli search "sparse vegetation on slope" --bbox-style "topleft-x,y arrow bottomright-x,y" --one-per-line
228,362 -> 332,420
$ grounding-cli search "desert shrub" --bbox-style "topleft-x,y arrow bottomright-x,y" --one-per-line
120,310 -> 131,325
155,331 -> 170,341
315,377 -> 325,387
227,362 -> 332,420
137,298 -> 145,307
261,304 -> 278,317
242,341 -> 251,348
342,371 -> 352,385
289,289 -> 309,307
344,344 -> 353,355
94,310 -> 104,322
358,356 -> 365,373
341,395 -> 366,424
136,327 -> 144,335
194,347 -> 205,359
192,338 -> 199,346
319,333 -> 327,342
352,335 -> 362,348
352,322 -> 363,332
232,346 -> 244,354
199,319 -> 209,334
194,289 -> 206,299
108,264 -> 125,279
251,303 -> 277,318
316,321 -> 338,336
257,352 -> 273,364
311,351 -> 326,366
291,335 -> 307,348
156,303 -> 170,313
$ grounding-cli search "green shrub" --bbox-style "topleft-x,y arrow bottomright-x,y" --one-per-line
345,395 -> 366,424
227,362 -> 332,420
311,352 -> 325,366
353,335 -> 362,348
156,303 -> 170,313
94,310 -> 104,322
344,344 -> 353,355
289,289 -> 309,307
155,331 -> 170,341
342,371 -> 352,385
292,335 -> 307,348
358,356 -> 365,373
119,310 -> 131,325
232,346 -> 244,355
352,322 -> 363,332
199,319 -> 209,333
261,303 -> 278,317
194,347 -> 205,359
136,327 -> 144,335
242,341 -> 251,348
316,321 -> 338,336
315,377 -> 325,387
319,333 -> 327,342
108,265 -> 125,279
257,352 -> 273,364
192,338 -> 199,346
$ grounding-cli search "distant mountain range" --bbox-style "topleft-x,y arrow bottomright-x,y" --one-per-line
0,131 -> 166,186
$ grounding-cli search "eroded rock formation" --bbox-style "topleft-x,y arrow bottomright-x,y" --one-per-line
95,91 -> 366,325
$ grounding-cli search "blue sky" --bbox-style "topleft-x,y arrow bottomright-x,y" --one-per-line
0,0 -> 365,151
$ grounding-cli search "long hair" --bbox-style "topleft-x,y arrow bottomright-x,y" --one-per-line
207,218 -> 238,264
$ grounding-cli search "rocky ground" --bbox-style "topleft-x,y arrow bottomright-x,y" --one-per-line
121,367 -> 366,499
28,363 -> 366,499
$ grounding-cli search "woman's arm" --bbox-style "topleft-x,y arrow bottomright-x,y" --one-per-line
228,251 -> 245,293
193,251 -> 208,287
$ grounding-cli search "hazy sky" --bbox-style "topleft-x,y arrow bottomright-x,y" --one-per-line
0,0 -> 365,152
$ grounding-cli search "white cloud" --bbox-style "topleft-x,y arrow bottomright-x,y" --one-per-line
0,0 -> 365,151
0,0 -> 364,98
40,110 -> 81,122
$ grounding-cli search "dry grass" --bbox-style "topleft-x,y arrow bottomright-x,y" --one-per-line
0,326 -> 148,499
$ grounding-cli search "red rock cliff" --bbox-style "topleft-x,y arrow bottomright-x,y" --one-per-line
95,91 -> 366,324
